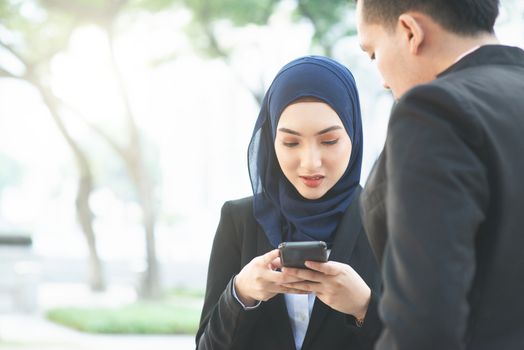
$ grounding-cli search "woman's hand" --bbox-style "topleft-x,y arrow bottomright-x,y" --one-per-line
234,249 -> 309,307
281,261 -> 371,319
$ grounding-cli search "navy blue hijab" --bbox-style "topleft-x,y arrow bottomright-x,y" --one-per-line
248,56 -> 363,248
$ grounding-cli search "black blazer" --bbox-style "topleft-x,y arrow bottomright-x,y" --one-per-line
361,45 -> 524,350
196,186 -> 382,350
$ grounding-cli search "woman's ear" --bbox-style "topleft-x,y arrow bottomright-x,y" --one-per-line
397,13 -> 425,55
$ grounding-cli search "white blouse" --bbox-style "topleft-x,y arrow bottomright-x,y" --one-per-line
284,292 -> 316,350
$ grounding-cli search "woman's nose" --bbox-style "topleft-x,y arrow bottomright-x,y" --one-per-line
300,145 -> 322,170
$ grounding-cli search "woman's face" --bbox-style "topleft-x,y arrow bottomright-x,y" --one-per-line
274,101 -> 352,200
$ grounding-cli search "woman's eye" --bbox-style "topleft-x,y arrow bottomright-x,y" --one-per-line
283,142 -> 299,148
322,139 -> 339,146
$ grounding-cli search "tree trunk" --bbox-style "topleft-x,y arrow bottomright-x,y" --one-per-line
36,83 -> 106,291
1,37 -> 105,292
105,26 -> 161,299
76,172 -> 105,291
129,156 -> 161,298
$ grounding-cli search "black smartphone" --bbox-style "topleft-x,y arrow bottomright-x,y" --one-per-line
278,241 -> 328,269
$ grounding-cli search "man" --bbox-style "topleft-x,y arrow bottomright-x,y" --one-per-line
356,0 -> 524,349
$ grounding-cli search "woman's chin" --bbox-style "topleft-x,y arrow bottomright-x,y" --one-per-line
297,187 -> 328,200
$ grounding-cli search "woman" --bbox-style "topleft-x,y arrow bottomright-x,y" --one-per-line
196,56 -> 381,350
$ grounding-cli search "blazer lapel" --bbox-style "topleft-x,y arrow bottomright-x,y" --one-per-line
360,152 -> 388,264
265,295 -> 297,350
256,225 -> 297,350
301,186 -> 363,349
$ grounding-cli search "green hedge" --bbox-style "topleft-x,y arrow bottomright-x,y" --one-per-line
46,298 -> 202,334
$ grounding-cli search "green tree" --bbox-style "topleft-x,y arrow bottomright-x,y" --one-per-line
1,0 -> 164,297
0,0 -> 106,291
151,0 -> 356,103
39,0 -> 162,298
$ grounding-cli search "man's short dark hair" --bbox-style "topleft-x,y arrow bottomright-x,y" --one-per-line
358,0 -> 500,35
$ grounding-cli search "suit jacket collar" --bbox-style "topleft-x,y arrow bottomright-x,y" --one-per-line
255,186 -> 364,350
438,44 -> 524,78
360,153 -> 388,265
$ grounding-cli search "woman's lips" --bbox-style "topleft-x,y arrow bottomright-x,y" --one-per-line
300,175 -> 325,188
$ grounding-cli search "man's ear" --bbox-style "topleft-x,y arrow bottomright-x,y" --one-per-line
397,13 -> 425,55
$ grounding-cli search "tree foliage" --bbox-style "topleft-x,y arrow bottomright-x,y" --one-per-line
294,0 -> 356,55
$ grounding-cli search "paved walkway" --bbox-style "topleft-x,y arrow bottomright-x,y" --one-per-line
0,313 -> 195,350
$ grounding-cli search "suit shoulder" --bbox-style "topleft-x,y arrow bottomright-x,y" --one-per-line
399,69 -> 488,113
222,196 -> 255,222
398,80 -> 459,107
224,196 -> 254,210
393,81 -> 483,146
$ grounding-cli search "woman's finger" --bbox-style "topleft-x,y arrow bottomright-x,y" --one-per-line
304,261 -> 341,276
270,284 -> 310,295
266,270 -> 304,284
281,287 -> 310,295
261,249 -> 280,265
281,266 -> 324,282
270,257 -> 282,270
282,281 -> 322,293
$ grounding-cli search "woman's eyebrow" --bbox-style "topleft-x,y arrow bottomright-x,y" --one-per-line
316,125 -> 342,135
277,125 -> 342,136
278,128 -> 301,136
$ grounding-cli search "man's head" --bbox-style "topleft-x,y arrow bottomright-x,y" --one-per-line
356,0 -> 500,98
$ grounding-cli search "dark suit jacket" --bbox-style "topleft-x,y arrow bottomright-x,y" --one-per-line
360,45 -> 524,350
196,186 -> 382,350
